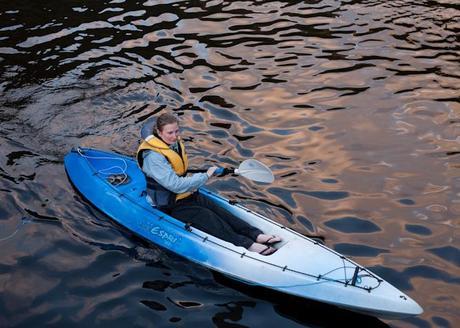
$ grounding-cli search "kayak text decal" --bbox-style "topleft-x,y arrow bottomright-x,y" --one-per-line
151,226 -> 179,244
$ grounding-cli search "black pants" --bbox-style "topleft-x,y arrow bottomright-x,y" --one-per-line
170,193 -> 263,249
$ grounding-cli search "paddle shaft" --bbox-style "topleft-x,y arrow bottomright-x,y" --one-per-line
188,168 -> 232,176
187,159 -> 273,183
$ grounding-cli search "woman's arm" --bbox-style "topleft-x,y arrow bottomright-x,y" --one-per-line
142,151 -> 209,194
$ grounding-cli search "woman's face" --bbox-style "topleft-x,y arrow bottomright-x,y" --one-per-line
158,122 -> 180,145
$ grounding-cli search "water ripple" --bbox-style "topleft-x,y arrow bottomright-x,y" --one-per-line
0,0 -> 459,326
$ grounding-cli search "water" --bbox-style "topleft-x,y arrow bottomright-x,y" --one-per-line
0,0 -> 459,327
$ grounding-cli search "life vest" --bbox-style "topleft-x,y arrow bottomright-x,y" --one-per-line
137,134 -> 191,206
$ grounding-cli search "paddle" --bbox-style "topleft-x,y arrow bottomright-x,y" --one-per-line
188,159 -> 274,183
190,159 -> 327,241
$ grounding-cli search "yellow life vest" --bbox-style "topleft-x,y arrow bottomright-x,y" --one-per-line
137,135 -> 191,201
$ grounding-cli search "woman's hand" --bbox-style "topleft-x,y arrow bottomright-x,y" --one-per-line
206,166 -> 219,178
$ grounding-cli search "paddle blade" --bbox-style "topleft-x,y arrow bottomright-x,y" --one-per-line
236,159 -> 274,183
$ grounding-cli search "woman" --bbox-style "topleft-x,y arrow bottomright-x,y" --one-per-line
137,112 -> 281,255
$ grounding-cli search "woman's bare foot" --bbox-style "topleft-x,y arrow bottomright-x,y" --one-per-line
256,234 -> 282,245
248,242 -> 277,255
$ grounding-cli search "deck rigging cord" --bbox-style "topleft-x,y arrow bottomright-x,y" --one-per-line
0,217 -> 32,242
77,147 -> 129,186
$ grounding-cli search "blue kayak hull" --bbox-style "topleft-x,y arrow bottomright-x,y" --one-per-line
64,147 -> 423,319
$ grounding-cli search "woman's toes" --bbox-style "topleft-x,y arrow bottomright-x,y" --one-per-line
248,243 -> 277,256
256,234 -> 282,244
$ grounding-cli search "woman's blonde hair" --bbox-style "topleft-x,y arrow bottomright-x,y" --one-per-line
156,112 -> 178,133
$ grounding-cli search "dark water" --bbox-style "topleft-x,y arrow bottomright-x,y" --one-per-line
1,0 -> 459,327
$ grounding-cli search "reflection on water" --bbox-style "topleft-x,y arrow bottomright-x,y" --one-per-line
0,0 -> 459,326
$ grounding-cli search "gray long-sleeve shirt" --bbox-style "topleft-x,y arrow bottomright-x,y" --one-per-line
142,151 -> 208,194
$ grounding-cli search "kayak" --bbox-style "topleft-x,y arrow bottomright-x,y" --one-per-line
64,147 -> 423,319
